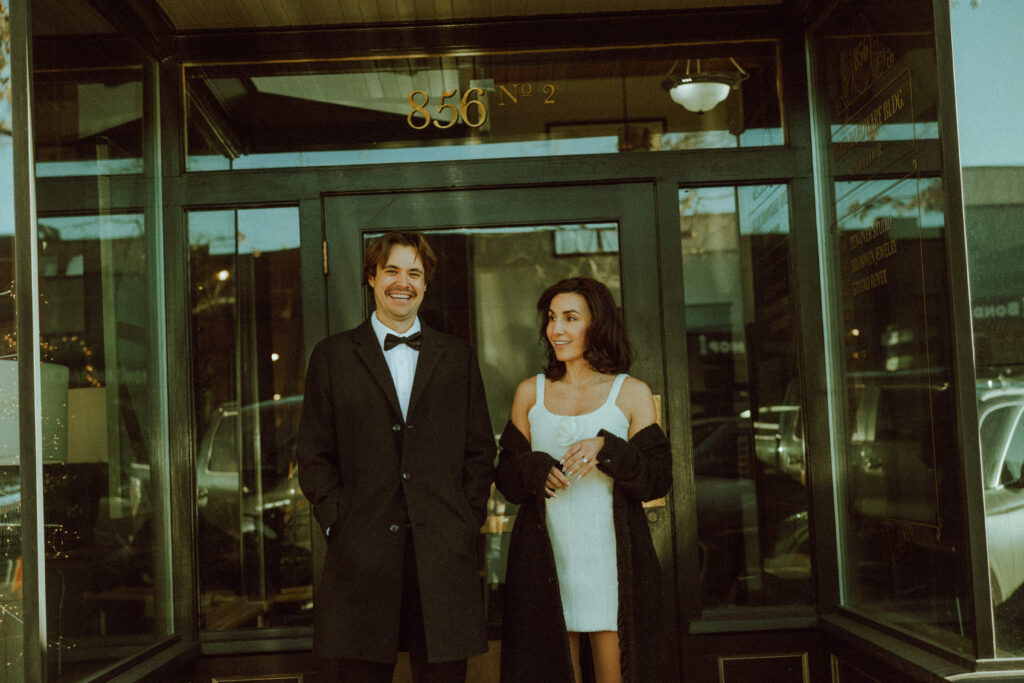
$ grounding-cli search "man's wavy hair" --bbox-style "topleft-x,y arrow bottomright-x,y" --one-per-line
363,231 -> 437,285
538,277 -> 632,381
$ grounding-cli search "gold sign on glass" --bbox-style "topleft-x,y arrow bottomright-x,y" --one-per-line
406,88 -> 487,130
405,83 -> 556,130
496,82 -> 557,106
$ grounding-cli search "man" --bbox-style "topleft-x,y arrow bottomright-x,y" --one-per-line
297,231 -> 495,681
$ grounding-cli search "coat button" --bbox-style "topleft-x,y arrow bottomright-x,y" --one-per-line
402,472 -> 411,481
392,424 -> 401,432
389,524 -> 400,533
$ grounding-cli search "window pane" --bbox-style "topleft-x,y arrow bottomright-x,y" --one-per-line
953,0 -> 1024,656
681,185 -> 811,610
34,68 -> 144,177
810,0 -> 970,653
188,207 -> 310,630
17,213 -> 163,676
0,3 -> 22,674
186,43 -> 782,171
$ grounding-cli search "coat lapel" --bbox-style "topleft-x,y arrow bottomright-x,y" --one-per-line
408,324 -> 443,419
353,319 -> 403,419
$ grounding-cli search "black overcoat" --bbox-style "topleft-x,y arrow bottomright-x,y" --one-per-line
495,420 -> 673,683
296,319 -> 495,663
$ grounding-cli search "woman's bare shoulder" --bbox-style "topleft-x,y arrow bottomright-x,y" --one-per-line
618,376 -> 657,431
621,376 -> 654,403
514,375 -> 539,404
511,376 -> 540,438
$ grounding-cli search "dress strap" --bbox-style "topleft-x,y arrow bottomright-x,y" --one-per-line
604,373 -> 629,407
535,373 -> 546,406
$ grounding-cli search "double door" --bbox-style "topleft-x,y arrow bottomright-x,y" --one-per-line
320,182 -> 681,676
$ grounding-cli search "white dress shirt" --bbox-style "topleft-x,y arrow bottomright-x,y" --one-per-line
370,312 -> 421,420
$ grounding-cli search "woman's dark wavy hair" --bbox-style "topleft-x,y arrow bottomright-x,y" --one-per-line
538,277 -> 632,380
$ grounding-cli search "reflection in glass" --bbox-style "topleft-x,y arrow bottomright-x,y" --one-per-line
0,213 -> 161,677
188,207 -> 309,630
680,185 -> 811,610
33,68 -> 144,178
363,224 -> 622,640
186,43 -> 782,171
0,7 -> 23,671
811,0 -> 970,652
953,0 -> 1024,657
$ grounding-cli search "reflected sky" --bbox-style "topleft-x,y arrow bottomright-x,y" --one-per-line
188,207 -> 300,255
951,1 -> 1024,167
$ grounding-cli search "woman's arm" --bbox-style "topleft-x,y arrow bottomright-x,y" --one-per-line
621,377 -> 658,438
495,377 -> 567,503
601,377 -> 671,499
595,423 -> 673,501
509,376 -> 535,444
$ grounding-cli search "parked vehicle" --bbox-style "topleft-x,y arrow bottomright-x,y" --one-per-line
195,395 -> 309,548
728,374 -> 1024,607
129,394 -> 311,599
977,379 -> 1024,605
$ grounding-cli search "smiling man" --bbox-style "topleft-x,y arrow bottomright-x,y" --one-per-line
297,231 -> 495,682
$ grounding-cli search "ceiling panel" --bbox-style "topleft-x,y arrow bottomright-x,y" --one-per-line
32,0 -> 114,36
156,0 -> 780,31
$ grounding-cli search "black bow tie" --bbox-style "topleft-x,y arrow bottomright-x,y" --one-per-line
384,332 -> 422,351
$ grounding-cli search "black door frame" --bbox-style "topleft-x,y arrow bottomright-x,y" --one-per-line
317,181 -> 687,678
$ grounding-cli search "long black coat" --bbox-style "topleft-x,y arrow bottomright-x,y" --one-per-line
495,420 -> 672,683
297,319 -> 495,663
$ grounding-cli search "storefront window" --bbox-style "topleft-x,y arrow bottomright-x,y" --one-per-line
681,184 -> 811,611
188,207 -> 310,630
8,212 -> 164,677
810,0 -> 970,653
952,0 -> 1024,658
185,42 -> 782,171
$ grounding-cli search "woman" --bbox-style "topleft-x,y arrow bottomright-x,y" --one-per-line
496,277 -> 673,683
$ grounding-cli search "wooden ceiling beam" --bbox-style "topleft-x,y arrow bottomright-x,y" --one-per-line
171,8 -> 783,64
84,0 -> 176,60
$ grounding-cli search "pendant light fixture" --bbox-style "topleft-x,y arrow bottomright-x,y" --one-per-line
662,58 -> 749,114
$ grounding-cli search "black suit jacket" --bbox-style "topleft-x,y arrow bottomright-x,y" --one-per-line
297,318 -> 495,663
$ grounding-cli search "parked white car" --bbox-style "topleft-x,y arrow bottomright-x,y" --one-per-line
977,379 -> 1024,605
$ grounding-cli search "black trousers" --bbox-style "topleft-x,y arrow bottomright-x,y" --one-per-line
329,530 -> 468,683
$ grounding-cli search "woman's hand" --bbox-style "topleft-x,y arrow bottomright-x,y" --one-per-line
545,466 -> 571,497
561,436 -> 605,479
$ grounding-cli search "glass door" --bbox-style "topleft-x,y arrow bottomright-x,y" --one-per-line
321,183 -> 673,676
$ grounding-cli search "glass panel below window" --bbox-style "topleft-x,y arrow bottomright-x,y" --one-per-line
189,207 -> 309,630
680,184 -> 812,611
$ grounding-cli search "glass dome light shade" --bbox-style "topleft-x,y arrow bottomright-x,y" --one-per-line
667,78 -> 731,113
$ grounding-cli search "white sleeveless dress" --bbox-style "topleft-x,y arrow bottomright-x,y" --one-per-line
528,373 -> 630,632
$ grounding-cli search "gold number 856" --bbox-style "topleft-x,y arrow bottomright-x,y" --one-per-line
407,88 -> 487,130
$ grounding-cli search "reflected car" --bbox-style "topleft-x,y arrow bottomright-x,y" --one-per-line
978,379 -> 1024,605
130,395 -> 310,551
692,414 -> 811,607
744,375 -> 1024,607
195,395 -> 310,548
